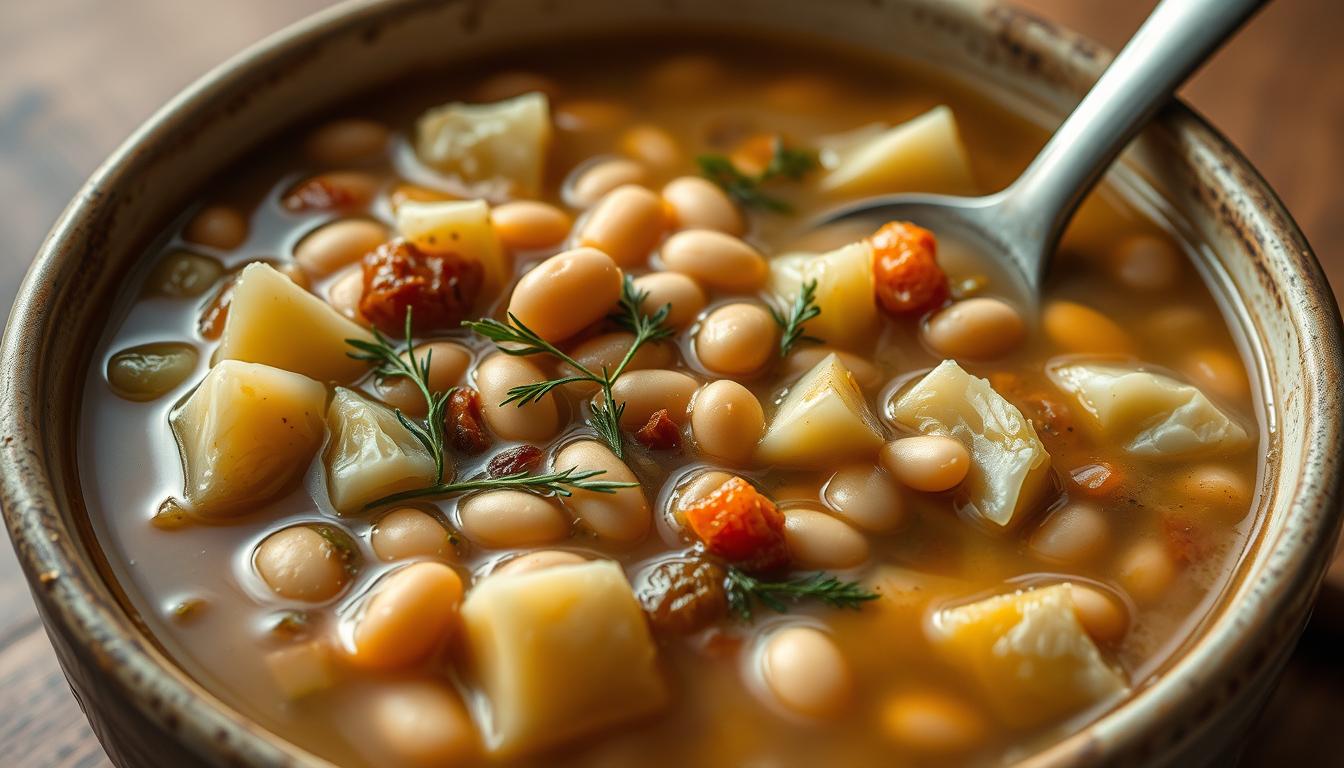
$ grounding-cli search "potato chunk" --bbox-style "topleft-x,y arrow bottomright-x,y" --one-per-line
1048,362 -> 1250,459
396,199 -> 508,302
927,584 -> 1127,728
757,353 -> 885,467
414,92 -> 551,198
170,360 -> 326,518
460,561 -> 667,757
890,360 -> 1051,528
324,388 -> 437,514
216,262 -> 373,383
819,106 -> 976,196
769,241 -> 878,346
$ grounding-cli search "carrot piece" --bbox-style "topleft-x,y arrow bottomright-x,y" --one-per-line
683,477 -> 790,573
869,221 -> 948,315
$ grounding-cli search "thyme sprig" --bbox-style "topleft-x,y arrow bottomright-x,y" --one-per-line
769,278 -> 823,358
724,567 -> 879,621
696,140 -> 818,214
463,276 -> 672,459
359,467 -> 637,510
346,310 -> 451,482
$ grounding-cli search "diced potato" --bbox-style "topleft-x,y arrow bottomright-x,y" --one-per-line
396,199 -> 508,302
819,106 -> 977,196
216,262 -> 373,383
264,641 -> 336,700
769,241 -> 878,346
1048,362 -> 1250,459
756,353 -> 885,467
460,561 -> 667,757
890,360 -> 1052,528
927,584 -> 1128,728
170,360 -> 326,518
325,388 -> 437,514
414,92 -> 552,198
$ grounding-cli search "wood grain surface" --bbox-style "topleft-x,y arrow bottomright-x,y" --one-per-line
0,1 -> 1340,766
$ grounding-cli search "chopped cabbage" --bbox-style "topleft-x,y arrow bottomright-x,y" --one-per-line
757,353 -> 886,467
818,106 -> 976,196
324,388 -> 437,514
414,92 -> 551,197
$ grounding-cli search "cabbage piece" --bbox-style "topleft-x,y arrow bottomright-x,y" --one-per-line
819,106 -> 976,196
757,353 -> 885,467
216,262 -> 373,383
414,92 -> 551,197
927,584 -> 1128,728
1048,362 -> 1250,459
769,241 -> 878,346
324,388 -> 437,514
170,360 -> 326,518
460,561 -> 667,757
396,199 -> 508,303
890,360 -> 1052,528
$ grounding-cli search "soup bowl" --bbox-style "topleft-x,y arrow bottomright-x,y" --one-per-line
2,0 -> 1341,765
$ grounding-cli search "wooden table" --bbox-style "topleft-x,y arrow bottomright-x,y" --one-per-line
1,1 -> 1340,765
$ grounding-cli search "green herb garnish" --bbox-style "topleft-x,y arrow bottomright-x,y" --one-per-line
359,467 -> 637,509
724,567 -> 879,621
696,140 -> 818,213
769,278 -> 823,357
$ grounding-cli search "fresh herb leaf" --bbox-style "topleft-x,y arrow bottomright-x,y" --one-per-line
769,278 -> 823,357
363,466 -> 637,510
723,567 -> 879,621
696,140 -> 818,214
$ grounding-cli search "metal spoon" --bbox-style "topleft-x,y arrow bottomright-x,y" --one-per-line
819,0 -> 1267,299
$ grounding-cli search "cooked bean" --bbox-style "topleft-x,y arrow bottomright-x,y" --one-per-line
922,298 -> 1025,359
184,205 -> 247,250
327,265 -> 368,324
763,74 -> 837,111
661,176 -> 744,235
475,354 -> 561,441
493,550 -> 587,577
368,681 -> 479,766
1109,234 -> 1180,291
350,562 -> 463,670
294,219 -> 388,276
490,201 -> 572,250
377,342 -> 471,417
1118,539 -> 1177,604
880,436 -> 970,492
1042,300 -> 1135,356
254,526 -> 350,602
694,303 -> 776,377
1069,584 -> 1129,644
506,247 -> 623,342
1029,503 -> 1110,565
1175,465 -> 1252,522
782,507 -> 870,569
458,490 -> 571,547
371,508 -> 454,562
277,262 -> 310,290
1142,305 -> 1207,342
106,342 -> 198,402
473,70 -> 561,101
660,230 -> 767,290
146,251 -> 223,297
553,440 -> 650,542
609,369 -> 699,428
619,124 -> 682,170
1182,347 -> 1251,403
632,271 -> 707,328
577,185 -> 665,267
783,347 -> 882,389
645,53 -> 720,94
560,332 -> 676,395
823,464 -> 905,533
570,159 -> 648,207
304,119 -> 389,165
880,690 -> 985,755
689,381 -> 764,463
283,171 -> 380,212
675,470 -> 738,513
554,98 -> 631,132
760,626 -> 852,719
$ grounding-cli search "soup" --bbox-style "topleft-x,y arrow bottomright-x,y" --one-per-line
82,35 -> 1261,767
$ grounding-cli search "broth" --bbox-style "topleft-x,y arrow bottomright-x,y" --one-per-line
81,34 -> 1260,767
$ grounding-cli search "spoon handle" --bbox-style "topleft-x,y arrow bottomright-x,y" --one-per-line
1004,0 -> 1268,255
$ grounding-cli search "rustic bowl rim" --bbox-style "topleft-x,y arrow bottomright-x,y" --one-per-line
2,0 -> 1342,765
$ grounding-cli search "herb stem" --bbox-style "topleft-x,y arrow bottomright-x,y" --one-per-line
724,567 -> 879,621
362,467 -> 637,511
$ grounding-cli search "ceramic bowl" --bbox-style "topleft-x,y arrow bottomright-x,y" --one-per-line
2,1 -> 1341,766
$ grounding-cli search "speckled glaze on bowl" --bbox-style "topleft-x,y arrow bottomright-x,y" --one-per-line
1,1 -> 1340,766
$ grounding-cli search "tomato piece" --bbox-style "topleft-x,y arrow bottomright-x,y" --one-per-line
869,221 -> 948,315
281,175 -> 372,212
359,239 -> 483,335
638,557 -> 728,634
487,445 -> 543,477
634,409 -> 681,450
446,387 -> 490,455
683,477 -> 790,573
